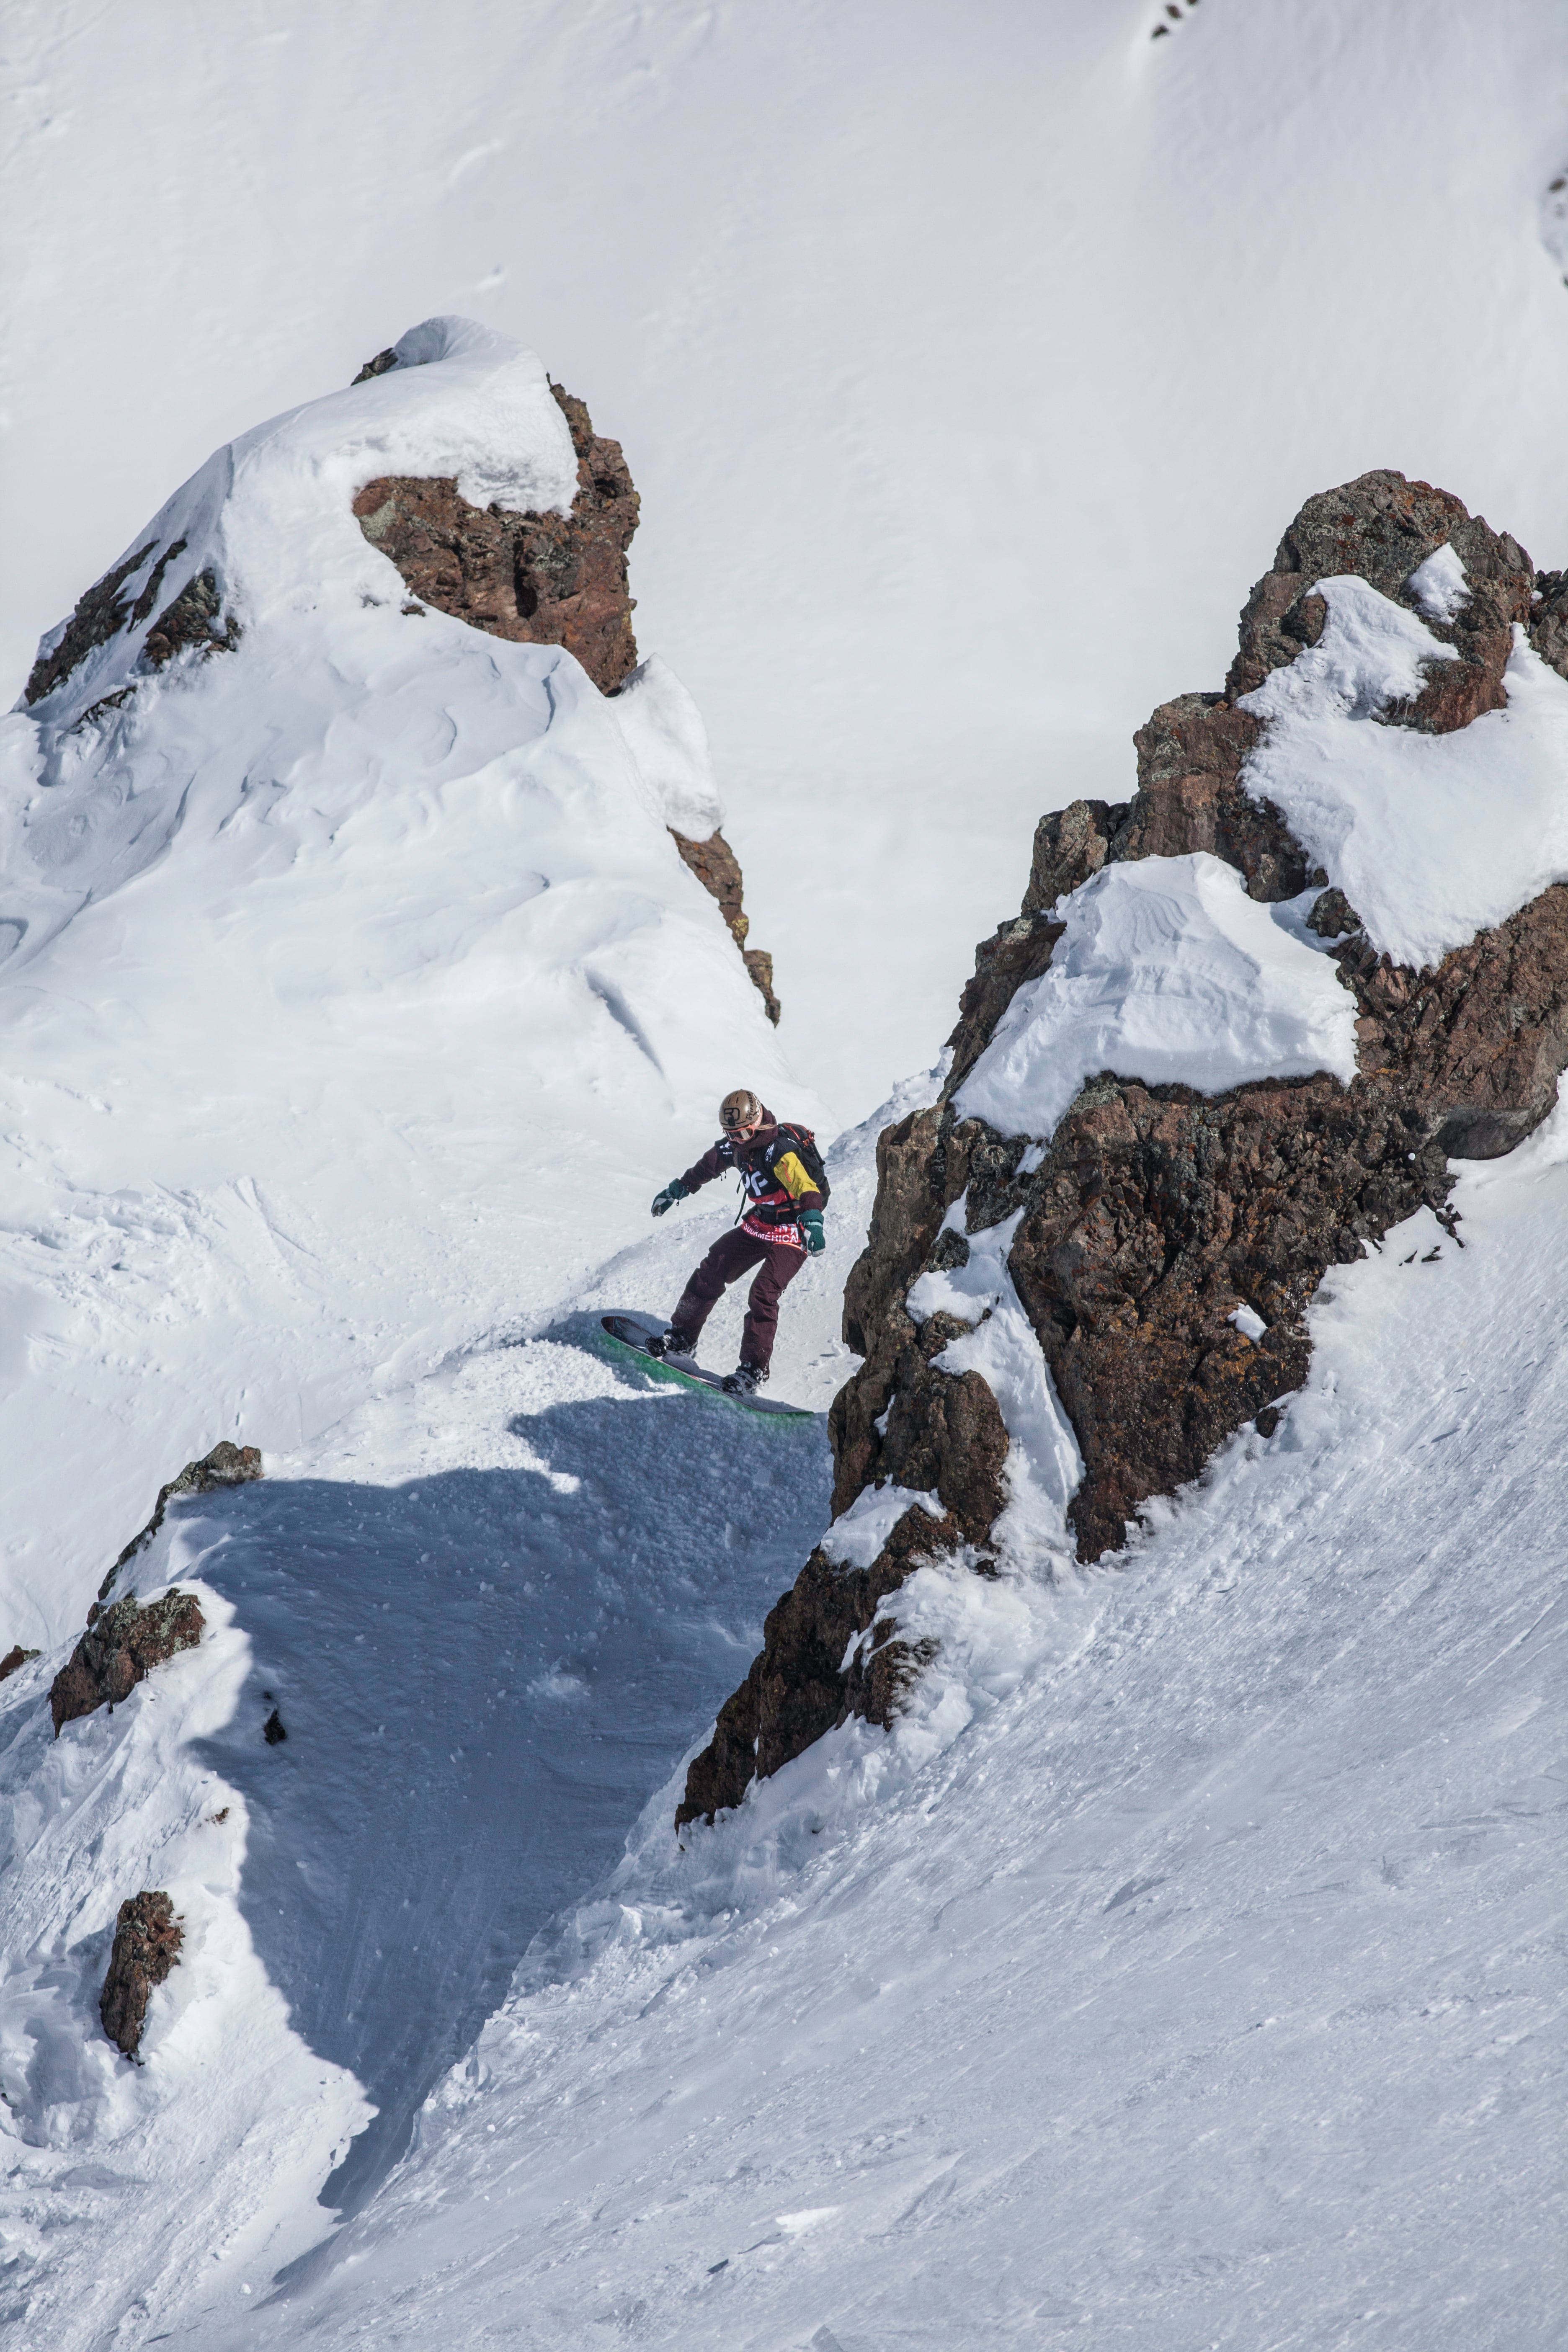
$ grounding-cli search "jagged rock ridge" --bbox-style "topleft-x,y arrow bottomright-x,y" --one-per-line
99,1439 -> 262,1602
678,469 -> 1568,1826
351,362 -> 780,1022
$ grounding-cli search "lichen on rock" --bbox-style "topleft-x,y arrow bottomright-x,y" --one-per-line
22,540 -> 159,706
142,566 -> 241,668
23,530 -> 241,711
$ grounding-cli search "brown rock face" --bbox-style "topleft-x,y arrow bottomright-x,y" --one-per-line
23,528 -> 243,710
678,468 -> 1568,1826
352,380 -> 640,694
675,1517 -> 949,1832
0,1645 -> 41,1684
669,829 -> 781,1023
101,1440 -> 263,1602
51,1590 -> 205,1735
1223,468 -> 1534,731
353,368 -> 781,1019
100,1892 -> 183,2058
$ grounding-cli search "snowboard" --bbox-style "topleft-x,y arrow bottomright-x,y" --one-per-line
599,1313 -> 812,1418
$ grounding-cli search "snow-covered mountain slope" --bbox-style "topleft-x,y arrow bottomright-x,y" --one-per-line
117,1101 -> 1568,2352
6,0 -> 1568,1117
0,1068 -> 918,2347
0,320 -> 822,1652
7,1009 -> 1562,2349
3,11 -> 1565,2344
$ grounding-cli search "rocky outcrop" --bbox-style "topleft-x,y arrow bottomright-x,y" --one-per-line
668,828 -> 780,1023
1223,469 -> 1534,727
100,1892 -> 183,2058
679,468 -> 1568,1825
100,1440 -> 263,1602
352,365 -> 780,1019
0,1645 -> 40,1684
142,567 -> 241,668
352,347 -> 400,384
23,540 -> 158,705
1529,568 -> 1568,681
352,378 -> 640,693
48,1439 -> 262,1733
21,531 -> 242,709
51,1590 -> 205,1735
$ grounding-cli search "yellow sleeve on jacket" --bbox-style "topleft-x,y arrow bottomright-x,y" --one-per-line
773,1150 -> 819,1201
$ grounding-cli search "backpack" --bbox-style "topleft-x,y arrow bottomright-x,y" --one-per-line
776,1121 -> 831,1205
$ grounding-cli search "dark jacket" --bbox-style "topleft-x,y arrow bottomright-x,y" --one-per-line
680,1106 -> 825,1232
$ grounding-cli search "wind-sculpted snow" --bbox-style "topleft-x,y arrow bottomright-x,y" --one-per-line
953,852 -> 1359,1142
1240,578 -> 1568,969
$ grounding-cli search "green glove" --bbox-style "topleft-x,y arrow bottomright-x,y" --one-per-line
651,1179 -> 688,1217
801,1209 -> 826,1255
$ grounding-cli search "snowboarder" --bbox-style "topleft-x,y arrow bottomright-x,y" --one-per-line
648,1089 -> 827,1394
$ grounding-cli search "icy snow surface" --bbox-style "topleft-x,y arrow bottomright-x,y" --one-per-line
0,1041 -> 923,2340
1240,577 -> 1568,970
953,853 -> 1359,1143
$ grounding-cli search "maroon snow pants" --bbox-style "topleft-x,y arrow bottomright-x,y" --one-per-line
671,1226 -> 806,1370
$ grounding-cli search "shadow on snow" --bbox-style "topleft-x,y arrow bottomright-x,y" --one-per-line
189,1317 -> 829,2233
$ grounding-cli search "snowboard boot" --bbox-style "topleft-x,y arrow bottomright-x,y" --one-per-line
648,1323 -> 696,1362
721,1360 -> 769,1396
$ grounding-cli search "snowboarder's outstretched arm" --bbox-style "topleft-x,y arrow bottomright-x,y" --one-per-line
678,1141 -> 729,1192
651,1140 -> 727,1217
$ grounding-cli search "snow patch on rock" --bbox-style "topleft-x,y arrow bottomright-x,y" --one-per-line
1240,576 -> 1568,969
1406,541 -> 1470,624
908,1197 -> 1083,1561
953,853 -> 1359,1143
819,1483 -> 944,1569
